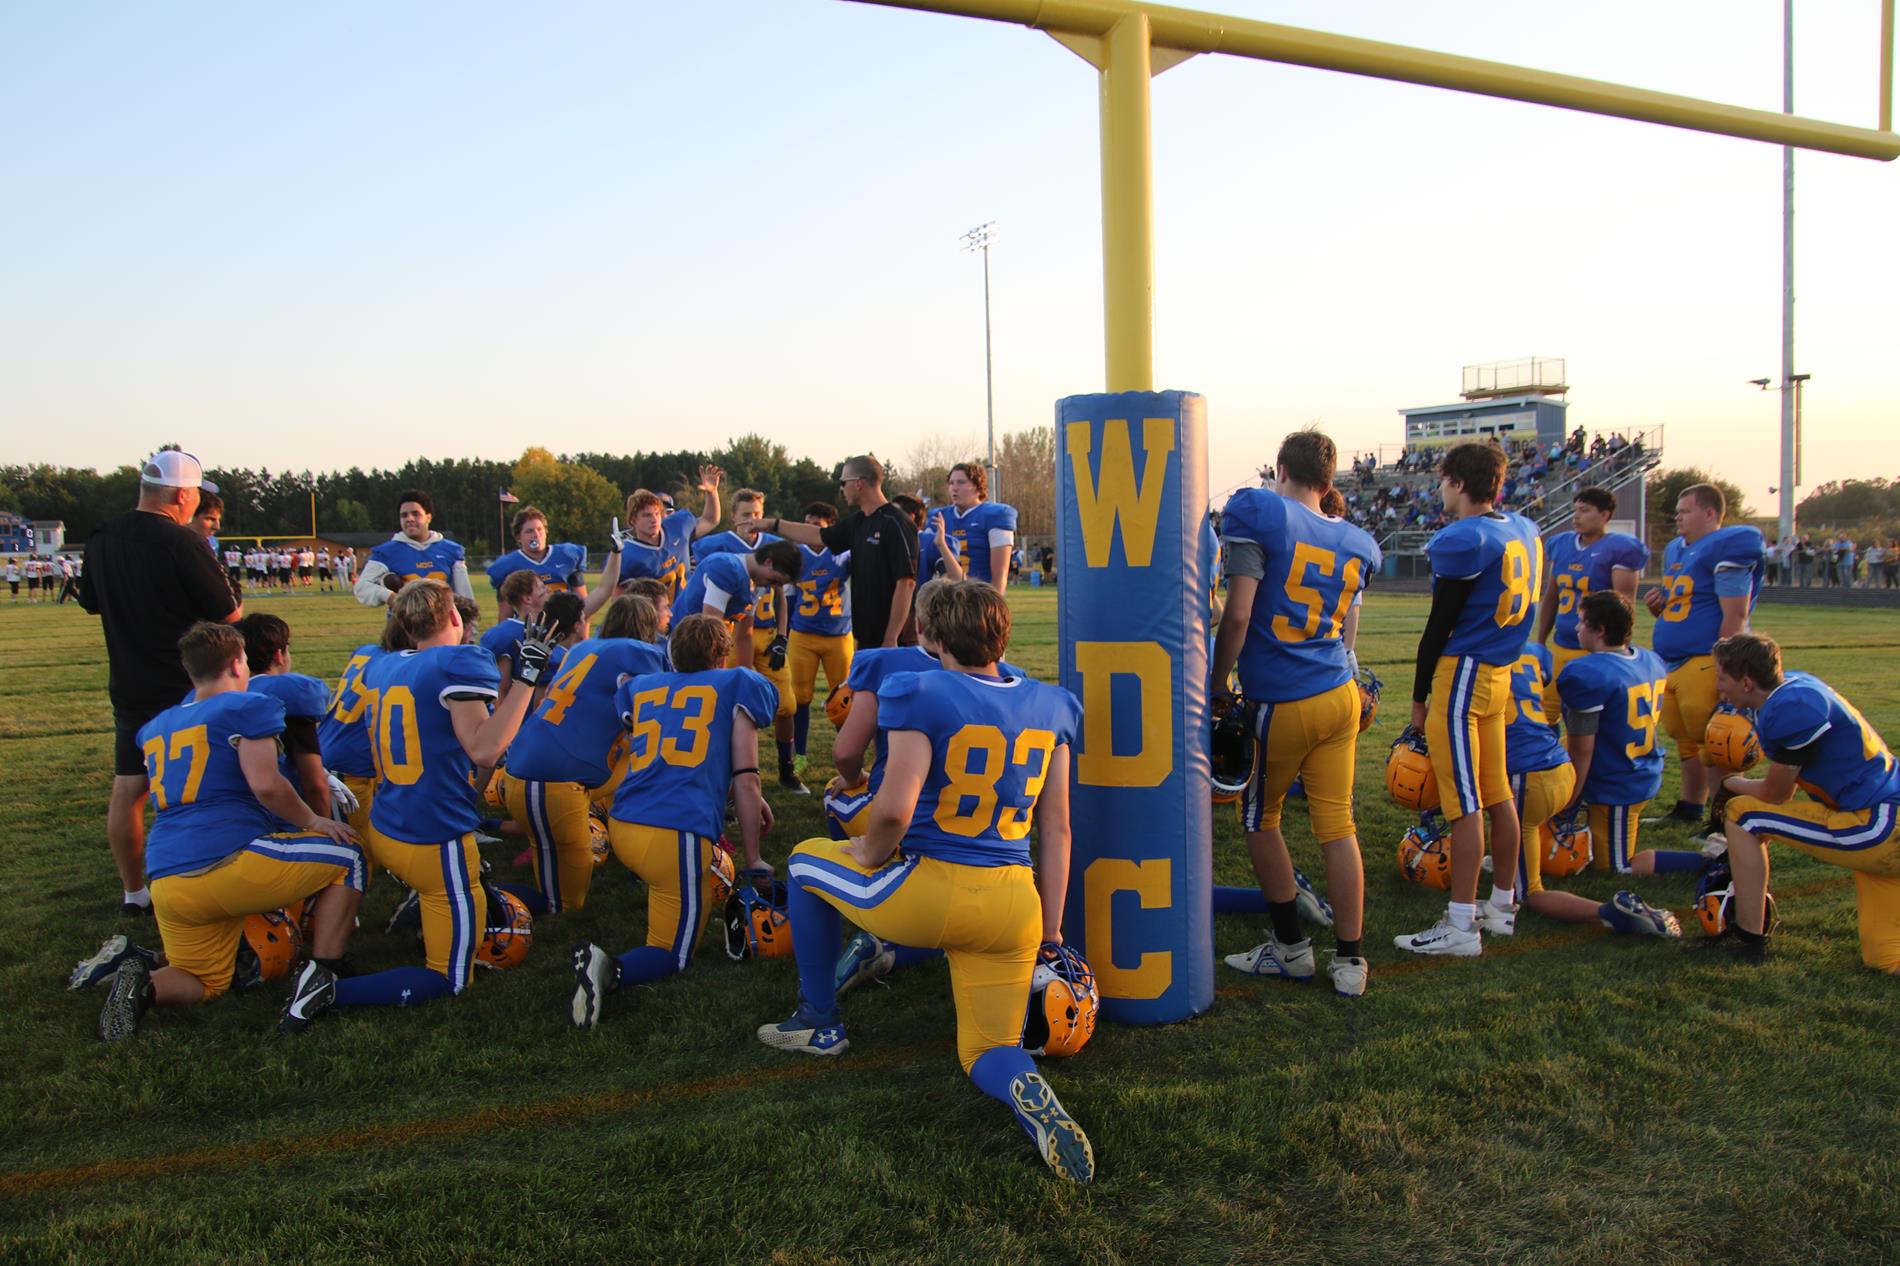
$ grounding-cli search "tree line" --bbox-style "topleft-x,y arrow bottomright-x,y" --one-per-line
1,429 -> 1061,556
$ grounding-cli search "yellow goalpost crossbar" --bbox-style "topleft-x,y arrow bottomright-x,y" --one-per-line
847,0 -> 1899,390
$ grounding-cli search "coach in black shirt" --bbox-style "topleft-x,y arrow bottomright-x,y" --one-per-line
79,450 -> 241,914
767,455 -> 918,649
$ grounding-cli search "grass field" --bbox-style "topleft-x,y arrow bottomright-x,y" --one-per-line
3,584 -> 1899,1265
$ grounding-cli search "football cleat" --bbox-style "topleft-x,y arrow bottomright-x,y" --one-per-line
1395,916 -> 1481,957
757,1008 -> 850,1057
835,931 -> 895,995
1384,727 -> 1440,812
1702,704 -> 1764,773
385,885 -> 422,934
1222,936 -> 1316,981
97,957 -> 153,1042
278,961 -> 337,1035
1543,810 -> 1593,878
1008,1072 -> 1094,1184
1327,954 -> 1369,998
68,934 -> 158,991
1024,944 -> 1099,1058
1209,702 -> 1256,803
120,898 -> 153,919
1659,803 -> 1705,825
1356,668 -> 1382,734
569,942 -> 618,1030
476,885 -> 535,970
1292,867 -> 1334,927
1477,898 -> 1517,936
1396,816 -> 1453,890
1599,891 -> 1683,938
824,682 -> 853,729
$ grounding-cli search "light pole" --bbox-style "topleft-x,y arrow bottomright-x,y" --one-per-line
1776,0 -> 1797,543
960,220 -> 999,502
1754,371 -> 1810,526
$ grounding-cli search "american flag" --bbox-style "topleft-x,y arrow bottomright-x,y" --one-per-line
498,488 -> 519,504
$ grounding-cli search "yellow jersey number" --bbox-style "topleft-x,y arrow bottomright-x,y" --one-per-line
373,685 -> 424,786
933,724 -> 1056,841
1271,543 -> 1363,644
1513,655 -> 1550,726
1623,678 -> 1667,759
1553,571 -> 1589,615
540,653 -> 598,726
1660,574 -> 1695,621
142,724 -> 210,810
798,578 -> 845,618
328,654 -> 374,724
627,684 -> 717,771
1494,538 -> 1544,628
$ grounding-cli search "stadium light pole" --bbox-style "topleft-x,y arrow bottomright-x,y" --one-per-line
1776,0 -> 1798,543
961,220 -> 1000,501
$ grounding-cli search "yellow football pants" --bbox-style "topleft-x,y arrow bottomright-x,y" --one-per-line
751,638 -> 796,719
1510,763 -> 1577,895
1426,656 -> 1513,822
367,830 -> 486,993
1239,681 -> 1359,842
789,631 -> 855,708
1660,654 -> 1719,762
1730,795 -> 1900,971
609,820 -> 716,967
503,774 -> 596,913
1587,801 -> 1647,874
787,838 -> 1041,1074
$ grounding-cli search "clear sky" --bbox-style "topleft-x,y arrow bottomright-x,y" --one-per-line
2,1 -> 1894,517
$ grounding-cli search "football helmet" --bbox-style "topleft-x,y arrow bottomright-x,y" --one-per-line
480,776 -> 508,816
824,683 -> 853,729
1543,809 -> 1593,878
1703,705 -> 1764,773
1023,943 -> 1099,1058
708,841 -> 738,907
588,807 -> 611,869
1356,668 -> 1383,734
235,909 -> 305,989
1397,815 -> 1452,890
724,881 -> 793,960
1385,727 -> 1441,812
476,884 -> 535,970
1210,702 -> 1256,802
1694,861 -> 1780,937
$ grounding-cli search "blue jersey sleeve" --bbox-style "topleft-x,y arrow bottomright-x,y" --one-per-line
485,554 -> 512,591
736,668 -> 779,728
229,691 -> 289,740
1427,520 -> 1482,579
1610,535 -> 1649,573
1555,659 -> 1609,714
440,644 -> 502,698
279,674 -> 331,720
988,502 -> 1019,538
1758,684 -> 1833,757
875,671 -> 926,730
479,620 -> 520,662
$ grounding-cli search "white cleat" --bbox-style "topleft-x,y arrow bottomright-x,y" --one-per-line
1222,936 -> 1316,981
1477,898 -> 1518,936
1326,954 -> 1369,998
1394,916 -> 1482,957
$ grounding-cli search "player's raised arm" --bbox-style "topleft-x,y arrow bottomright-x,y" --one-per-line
692,465 -> 724,539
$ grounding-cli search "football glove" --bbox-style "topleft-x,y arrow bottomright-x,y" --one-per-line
609,516 -> 631,552
513,616 -> 557,686
768,634 -> 788,671
326,774 -> 359,821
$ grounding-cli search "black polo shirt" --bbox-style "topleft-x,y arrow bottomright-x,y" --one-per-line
79,509 -> 239,715
820,502 -> 919,648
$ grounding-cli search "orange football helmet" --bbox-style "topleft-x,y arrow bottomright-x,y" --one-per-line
1543,810 -> 1593,878
588,807 -> 611,869
1024,944 -> 1099,1058
1397,817 -> 1452,890
236,909 -> 305,988
708,841 -> 738,907
476,885 -> 534,970
1356,668 -> 1382,734
1385,727 -> 1441,812
1210,703 -> 1256,803
1695,863 -> 1780,938
1703,706 -> 1764,773
824,683 -> 853,729
724,881 -> 793,960
480,776 -> 508,816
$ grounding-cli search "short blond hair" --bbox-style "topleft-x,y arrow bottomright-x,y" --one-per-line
930,580 -> 1010,667
389,579 -> 456,646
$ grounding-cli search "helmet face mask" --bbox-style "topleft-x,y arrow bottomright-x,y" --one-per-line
724,881 -> 793,960
1210,703 -> 1257,800
477,885 -> 535,970
1357,668 -> 1383,734
1397,817 -> 1453,890
1023,945 -> 1099,1057
1543,813 -> 1593,878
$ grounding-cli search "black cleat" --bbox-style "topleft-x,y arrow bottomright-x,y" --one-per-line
279,961 -> 338,1035
98,958 -> 154,1042
778,769 -> 810,796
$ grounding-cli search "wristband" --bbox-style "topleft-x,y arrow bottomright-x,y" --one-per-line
732,767 -> 760,777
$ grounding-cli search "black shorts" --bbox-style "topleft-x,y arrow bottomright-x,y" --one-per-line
114,706 -> 163,777
7,581 -> 15,594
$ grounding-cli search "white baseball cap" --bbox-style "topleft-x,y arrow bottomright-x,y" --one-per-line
140,450 -> 219,494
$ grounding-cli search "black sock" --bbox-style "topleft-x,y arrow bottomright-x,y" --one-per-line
777,740 -> 794,772
1735,926 -> 1767,945
1676,798 -> 1704,815
1268,899 -> 1303,945
1335,938 -> 1362,960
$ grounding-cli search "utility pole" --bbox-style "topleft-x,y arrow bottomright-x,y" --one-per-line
960,220 -> 1000,501
1778,0 -> 1797,541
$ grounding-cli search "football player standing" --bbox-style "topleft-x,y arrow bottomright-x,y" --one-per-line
354,490 -> 475,607
612,468 -> 724,603
757,581 -> 1094,1184
1534,487 -> 1648,716
487,505 -> 589,622
1397,443 -> 1542,957
1209,431 -> 1379,995
786,502 -> 855,778
940,463 -> 1019,592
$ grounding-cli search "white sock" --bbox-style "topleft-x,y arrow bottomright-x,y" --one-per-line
1490,885 -> 1516,908
1448,901 -> 1477,931
123,887 -> 151,908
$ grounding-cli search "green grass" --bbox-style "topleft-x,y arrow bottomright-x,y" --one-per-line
3,585 -> 1899,1265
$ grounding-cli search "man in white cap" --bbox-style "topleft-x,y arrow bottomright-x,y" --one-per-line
78,450 -> 243,916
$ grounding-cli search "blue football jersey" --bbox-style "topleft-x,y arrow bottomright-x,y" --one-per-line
250,671 -> 332,789
1652,525 -> 1765,667
1505,643 -> 1569,775
1546,531 -> 1649,650
1555,647 -> 1669,805
919,529 -> 944,579
692,528 -> 779,562
1221,487 -> 1381,703
486,542 -> 588,596
845,646 -> 1028,798
671,551 -> 753,628
1756,671 -> 1900,811
609,667 -> 779,839
791,547 -> 852,636
1426,512 -> 1545,665
878,670 -> 1081,868
942,502 -> 1019,584
362,645 -> 500,843
506,637 -> 669,786
139,691 -> 287,880
319,643 -> 383,779
618,508 -> 699,602
368,535 -> 466,587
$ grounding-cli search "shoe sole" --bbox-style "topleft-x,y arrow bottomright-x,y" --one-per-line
1393,937 -> 1482,957
1010,1073 -> 1095,1184
1220,951 -> 1315,982
756,1023 -> 849,1056
98,966 -> 146,1042
70,934 -> 131,990
278,967 -> 335,1036
570,946 -> 610,1029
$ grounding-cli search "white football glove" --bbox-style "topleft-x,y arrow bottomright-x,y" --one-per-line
609,516 -> 631,552
327,773 -> 359,821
